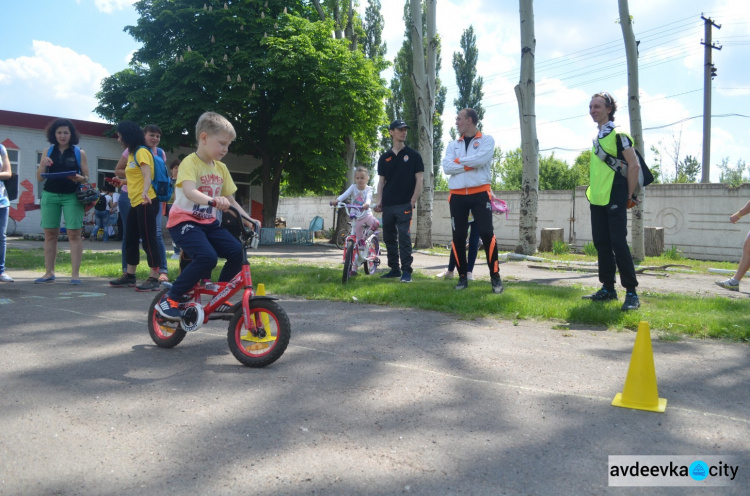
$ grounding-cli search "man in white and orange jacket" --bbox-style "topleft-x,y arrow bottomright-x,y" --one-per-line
441,108 -> 503,293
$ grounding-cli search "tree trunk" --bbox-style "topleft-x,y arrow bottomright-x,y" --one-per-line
618,0 -> 645,261
644,227 -> 664,257
409,0 -> 437,249
514,0 -> 539,255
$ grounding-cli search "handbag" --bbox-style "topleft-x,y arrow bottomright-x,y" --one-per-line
76,183 -> 100,205
3,173 -> 19,201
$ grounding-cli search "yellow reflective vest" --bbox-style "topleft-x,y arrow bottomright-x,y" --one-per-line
586,129 -> 624,206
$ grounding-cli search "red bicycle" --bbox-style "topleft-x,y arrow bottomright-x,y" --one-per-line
147,206 -> 291,367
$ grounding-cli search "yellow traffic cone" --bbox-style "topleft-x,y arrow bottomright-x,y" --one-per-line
612,321 -> 667,413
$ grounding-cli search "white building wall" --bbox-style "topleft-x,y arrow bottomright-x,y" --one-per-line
1,124 -> 262,233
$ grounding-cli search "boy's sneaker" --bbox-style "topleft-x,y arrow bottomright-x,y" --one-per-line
216,303 -> 234,314
155,294 -> 182,321
400,272 -> 412,283
467,272 -> 474,281
455,276 -> 468,290
0,273 -> 14,283
381,269 -> 401,279
436,270 -> 454,279
582,286 -> 617,301
715,278 -> 739,292
621,292 -> 641,311
135,277 -> 161,292
110,273 -> 136,287
491,275 -> 504,294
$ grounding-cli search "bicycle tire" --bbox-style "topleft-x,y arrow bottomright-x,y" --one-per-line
335,229 -> 348,250
342,240 -> 355,284
363,236 -> 379,275
6,217 -> 16,236
227,299 -> 291,367
147,288 -> 187,348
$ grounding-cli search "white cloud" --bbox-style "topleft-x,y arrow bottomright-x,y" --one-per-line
0,40 -> 110,119
94,0 -> 136,14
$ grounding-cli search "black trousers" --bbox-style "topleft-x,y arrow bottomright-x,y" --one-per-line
590,175 -> 638,292
381,203 -> 414,273
448,190 -> 499,278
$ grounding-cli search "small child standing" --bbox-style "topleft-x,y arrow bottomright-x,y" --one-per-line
156,112 -> 259,320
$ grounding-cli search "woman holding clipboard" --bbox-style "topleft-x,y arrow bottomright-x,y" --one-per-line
35,118 -> 90,284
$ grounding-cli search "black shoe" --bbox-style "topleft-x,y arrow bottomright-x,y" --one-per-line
110,273 -> 136,287
380,269 -> 402,279
135,277 -> 161,292
621,292 -> 641,311
582,287 -> 617,301
455,276 -> 468,290
491,275 -> 504,294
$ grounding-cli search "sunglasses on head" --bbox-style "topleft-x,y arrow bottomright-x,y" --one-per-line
599,92 -> 612,105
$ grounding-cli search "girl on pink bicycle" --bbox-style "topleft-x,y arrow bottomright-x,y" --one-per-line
330,167 -> 380,275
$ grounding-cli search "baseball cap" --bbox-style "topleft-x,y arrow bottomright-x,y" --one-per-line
389,119 -> 410,130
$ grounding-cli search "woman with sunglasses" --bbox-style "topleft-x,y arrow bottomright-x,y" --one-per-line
582,92 -> 641,311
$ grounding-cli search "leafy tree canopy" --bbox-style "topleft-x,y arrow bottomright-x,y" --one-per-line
95,0 -> 387,224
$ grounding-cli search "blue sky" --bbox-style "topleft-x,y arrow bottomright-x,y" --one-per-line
1,0 -> 749,181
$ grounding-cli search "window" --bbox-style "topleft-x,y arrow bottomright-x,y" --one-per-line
231,171 -> 252,212
96,158 -> 119,188
5,148 -> 18,203
6,148 -> 19,174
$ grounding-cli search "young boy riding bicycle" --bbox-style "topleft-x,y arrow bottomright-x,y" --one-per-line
156,112 -> 260,321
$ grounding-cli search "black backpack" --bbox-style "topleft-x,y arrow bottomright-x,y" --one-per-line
94,193 -> 107,211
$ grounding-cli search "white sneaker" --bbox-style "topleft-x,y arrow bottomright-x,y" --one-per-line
436,270 -> 454,279
467,272 -> 474,281
170,253 -> 180,260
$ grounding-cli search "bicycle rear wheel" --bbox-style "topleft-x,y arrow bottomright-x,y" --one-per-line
342,240 -> 355,284
6,217 -> 16,236
228,299 -> 291,367
147,288 -> 187,348
363,236 -> 380,275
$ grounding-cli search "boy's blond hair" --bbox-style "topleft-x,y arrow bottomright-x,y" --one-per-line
195,111 -> 236,141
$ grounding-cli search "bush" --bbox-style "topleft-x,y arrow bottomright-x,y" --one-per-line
552,240 -> 570,255
583,241 -> 597,256
662,245 -> 683,261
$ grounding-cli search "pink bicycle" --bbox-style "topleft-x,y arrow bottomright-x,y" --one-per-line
334,202 -> 381,284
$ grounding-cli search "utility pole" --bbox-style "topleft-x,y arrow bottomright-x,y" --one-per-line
701,14 -> 721,183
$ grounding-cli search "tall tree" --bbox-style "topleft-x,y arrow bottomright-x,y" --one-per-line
514,0 -> 540,254
452,25 -> 485,125
409,0 -> 437,249
618,0 -> 645,261
95,1 -> 386,226
362,0 -> 388,72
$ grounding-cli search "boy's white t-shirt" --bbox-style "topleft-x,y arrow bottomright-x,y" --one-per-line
336,184 -> 374,216
166,152 -> 237,229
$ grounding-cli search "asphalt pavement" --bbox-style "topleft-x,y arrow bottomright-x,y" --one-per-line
0,239 -> 748,495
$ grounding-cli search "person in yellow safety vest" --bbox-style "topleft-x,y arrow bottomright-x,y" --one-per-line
583,92 -> 641,311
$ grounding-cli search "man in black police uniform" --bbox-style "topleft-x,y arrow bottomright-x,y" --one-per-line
375,120 -> 424,283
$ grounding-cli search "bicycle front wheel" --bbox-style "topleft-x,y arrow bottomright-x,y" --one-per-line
228,299 -> 291,367
363,236 -> 380,275
342,240 -> 355,284
335,229 -> 348,250
6,217 -> 17,236
147,288 -> 187,348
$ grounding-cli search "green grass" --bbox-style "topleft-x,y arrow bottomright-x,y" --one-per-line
7,248 -> 749,342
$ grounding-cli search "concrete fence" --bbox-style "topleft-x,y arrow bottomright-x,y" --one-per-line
276,183 -> 750,262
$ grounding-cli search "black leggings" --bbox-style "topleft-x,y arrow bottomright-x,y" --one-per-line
125,200 -> 161,269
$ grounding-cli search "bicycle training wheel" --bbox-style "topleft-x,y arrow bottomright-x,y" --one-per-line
227,299 -> 291,367
147,288 -> 187,348
363,236 -> 380,275
342,240 -> 355,284
335,229 -> 348,250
